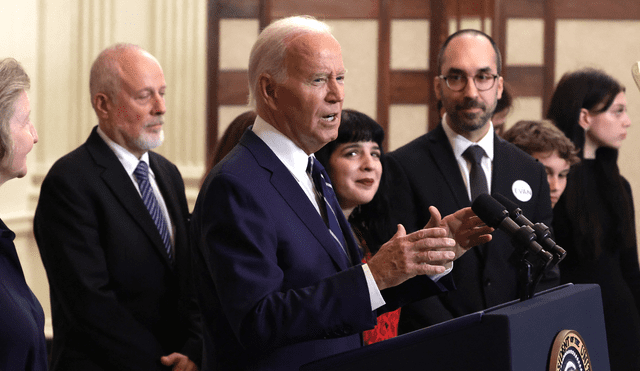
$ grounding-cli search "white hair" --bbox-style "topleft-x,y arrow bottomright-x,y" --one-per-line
247,15 -> 333,106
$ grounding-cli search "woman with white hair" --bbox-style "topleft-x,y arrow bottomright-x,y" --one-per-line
0,57 -> 45,370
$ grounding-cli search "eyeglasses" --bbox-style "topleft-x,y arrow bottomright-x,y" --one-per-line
438,73 -> 499,92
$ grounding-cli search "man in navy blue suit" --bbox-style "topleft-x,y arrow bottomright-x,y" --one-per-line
190,16 -> 492,371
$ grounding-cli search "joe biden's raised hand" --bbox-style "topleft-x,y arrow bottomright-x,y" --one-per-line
367,224 -> 456,291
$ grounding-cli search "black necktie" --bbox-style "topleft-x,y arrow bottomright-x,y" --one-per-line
307,157 -> 349,258
463,145 -> 489,202
134,161 -> 173,261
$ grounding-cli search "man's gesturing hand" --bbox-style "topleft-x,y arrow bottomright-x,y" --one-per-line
367,224 -> 456,291
425,206 -> 493,260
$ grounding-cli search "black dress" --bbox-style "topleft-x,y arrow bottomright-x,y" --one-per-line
553,147 -> 640,370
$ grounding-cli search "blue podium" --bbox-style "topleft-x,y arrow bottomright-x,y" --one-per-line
301,284 -> 609,371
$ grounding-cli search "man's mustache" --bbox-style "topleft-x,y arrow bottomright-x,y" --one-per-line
145,119 -> 164,127
456,98 -> 485,111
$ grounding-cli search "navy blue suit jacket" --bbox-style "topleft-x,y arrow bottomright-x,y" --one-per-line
191,129 -> 451,371
378,124 -> 559,333
0,219 -> 47,370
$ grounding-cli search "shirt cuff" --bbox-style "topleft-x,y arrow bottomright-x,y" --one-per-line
362,263 -> 386,311
362,262 -> 453,311
428,262 -> 453,282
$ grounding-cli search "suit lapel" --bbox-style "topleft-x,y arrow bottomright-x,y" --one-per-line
490,135 -> 512,197
427,125 -> 471,209
427,125 -> 489,260
336,207 -> 362,265
241,131 -> 353,270
85,128 -> 174,269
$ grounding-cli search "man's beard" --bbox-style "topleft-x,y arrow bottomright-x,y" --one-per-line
446,97 -> 495,133
134,125 -> 165,151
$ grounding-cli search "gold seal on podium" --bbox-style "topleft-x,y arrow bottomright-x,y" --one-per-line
549,329 -> 592,371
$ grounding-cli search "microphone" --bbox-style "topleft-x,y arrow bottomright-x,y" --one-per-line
493,193 -> 566,265
471,194 -> 553,263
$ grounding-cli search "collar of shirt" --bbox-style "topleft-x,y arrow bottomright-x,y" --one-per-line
442,113 -> 495,160
442,113 -> 495,195
96,126 -> 153,182
252,115 -> 320,213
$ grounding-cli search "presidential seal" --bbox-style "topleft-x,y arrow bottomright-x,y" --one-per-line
549,330 -> 592,371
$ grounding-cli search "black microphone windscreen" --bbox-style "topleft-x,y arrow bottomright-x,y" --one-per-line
493,193 -> 519,215
471,193 -> 508,228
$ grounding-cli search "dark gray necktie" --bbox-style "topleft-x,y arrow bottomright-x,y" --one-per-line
463,145 -> 488,202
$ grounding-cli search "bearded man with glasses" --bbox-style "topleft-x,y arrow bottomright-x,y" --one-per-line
368,29 -> 560,335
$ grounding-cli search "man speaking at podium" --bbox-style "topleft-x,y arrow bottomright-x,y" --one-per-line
190,16 -> 492,371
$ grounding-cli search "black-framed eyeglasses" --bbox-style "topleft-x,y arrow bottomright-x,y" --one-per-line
438,73 -> 499,92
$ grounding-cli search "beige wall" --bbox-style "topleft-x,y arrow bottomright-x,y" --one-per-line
1,0 -> 50,337
1,0 -> 208,337
3,3 -> 640,338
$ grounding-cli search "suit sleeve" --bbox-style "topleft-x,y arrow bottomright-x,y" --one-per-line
378,274 -> 454,314
154,160 -> 203,366
34,168 -> 166,371
196,171 -> 381,352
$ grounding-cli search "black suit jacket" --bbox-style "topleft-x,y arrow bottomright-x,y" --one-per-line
380,124 -> 559,333
34,127 -> 201,371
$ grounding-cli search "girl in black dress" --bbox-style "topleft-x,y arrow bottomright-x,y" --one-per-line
547,68 -> 640,369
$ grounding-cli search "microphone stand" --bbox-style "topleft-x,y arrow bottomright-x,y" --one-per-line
509,205 -> 567,270
470,194 -> 556,301
530,222 -> 566,270
506,224 -> 553,301
499,201 -> 565,299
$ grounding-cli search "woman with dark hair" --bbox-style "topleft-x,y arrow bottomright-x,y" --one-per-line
546,68 -> 640,369
315,108 -> 394,344
0,58 -> 46,370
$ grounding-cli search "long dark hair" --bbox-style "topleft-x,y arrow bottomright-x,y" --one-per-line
315,109 -> 389,253
546,68 -> 634,257
546,68 -> 624,157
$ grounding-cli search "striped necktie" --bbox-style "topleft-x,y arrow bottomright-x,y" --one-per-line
134,161 -> 172,261
307,156 -> 349,259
